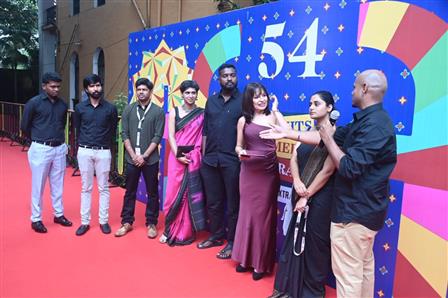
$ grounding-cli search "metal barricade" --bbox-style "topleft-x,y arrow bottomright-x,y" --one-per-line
0,101 -> 126,187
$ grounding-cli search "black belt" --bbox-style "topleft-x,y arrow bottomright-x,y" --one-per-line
33,140 -> 63,147
79,145 -> 110,150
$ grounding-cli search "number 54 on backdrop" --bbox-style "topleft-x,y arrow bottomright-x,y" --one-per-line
128,1 -> 447,297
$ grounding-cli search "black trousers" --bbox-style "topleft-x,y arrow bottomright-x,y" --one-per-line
120,162 -> 159,226
200,162 -> 240,242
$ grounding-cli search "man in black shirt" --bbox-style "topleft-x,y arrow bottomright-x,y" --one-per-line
73,74 -> 118,236
260,69 -> 397,297
197,64 -> 242,259
21,72 -> 73,233
319,70 -> 397,297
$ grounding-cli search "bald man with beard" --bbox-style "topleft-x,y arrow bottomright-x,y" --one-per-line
260,70 -> 397,297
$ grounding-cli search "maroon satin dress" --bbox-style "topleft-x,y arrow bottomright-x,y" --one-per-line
232,122 -> 280,273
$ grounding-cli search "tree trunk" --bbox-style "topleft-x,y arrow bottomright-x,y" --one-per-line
13,66 -> 18,102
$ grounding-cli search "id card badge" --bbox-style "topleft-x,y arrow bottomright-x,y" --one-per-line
135,148 -> 141,155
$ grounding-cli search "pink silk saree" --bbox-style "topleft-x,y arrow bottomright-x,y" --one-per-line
163,107 -> 206,245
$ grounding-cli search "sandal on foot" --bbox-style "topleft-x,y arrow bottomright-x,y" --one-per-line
197,238 -> 224,249
216,243 -> 233,259
267,290 -> 288,298
159,234 -> 167,244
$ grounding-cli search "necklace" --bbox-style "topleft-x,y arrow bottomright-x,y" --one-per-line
182,104 -> 196,113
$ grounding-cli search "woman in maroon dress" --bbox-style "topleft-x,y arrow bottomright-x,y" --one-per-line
232,83 -> 289,280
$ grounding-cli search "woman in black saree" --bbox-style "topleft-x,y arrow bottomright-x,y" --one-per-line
269,91 -> 336,298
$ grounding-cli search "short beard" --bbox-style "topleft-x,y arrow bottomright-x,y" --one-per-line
221,84 -> 236,92
138,96 -> 150,104
87,91 -> 102,100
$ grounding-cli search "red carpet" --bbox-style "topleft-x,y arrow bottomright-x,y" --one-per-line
0,140 -> 336,297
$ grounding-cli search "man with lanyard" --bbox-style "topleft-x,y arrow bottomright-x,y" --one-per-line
73,74 -> 118,236
115,78 -> 165,238
21,72 -> 72,233
197,64 -> 243,259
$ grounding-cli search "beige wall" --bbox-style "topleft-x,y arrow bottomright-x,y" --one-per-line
56,0 -> 253,105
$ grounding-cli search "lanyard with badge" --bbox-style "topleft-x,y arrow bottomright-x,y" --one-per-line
135,102 -> 151,155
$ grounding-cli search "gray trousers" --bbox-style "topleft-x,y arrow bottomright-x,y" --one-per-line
28,142 -> 67,222
77,147 -> 111,225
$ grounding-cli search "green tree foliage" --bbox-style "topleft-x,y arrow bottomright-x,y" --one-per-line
0,0 -> 38,70
114,92 -> 129,117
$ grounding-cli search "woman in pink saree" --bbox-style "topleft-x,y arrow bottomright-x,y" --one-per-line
160,80 -> 206,245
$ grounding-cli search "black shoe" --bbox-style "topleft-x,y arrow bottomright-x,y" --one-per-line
75,225 -> 90,236
100,223 -> 111,234
252,271 -> 265,281
54,216 -> 72,227
31,221 -> 47,233
236,264 -> 249,273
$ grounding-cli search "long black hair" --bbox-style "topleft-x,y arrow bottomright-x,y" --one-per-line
242,83 -> 271,123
